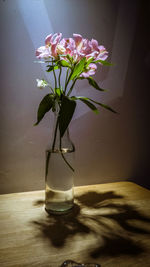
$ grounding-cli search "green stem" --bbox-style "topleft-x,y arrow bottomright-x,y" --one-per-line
49,86 -> 54,94
65,68 -> 69,85
58,66 -> 62,88
64,69 -> 69,94
59,122 -> 74,172
67,78 -> 77,96
52,105 -> 74,172
64,68 -> 73,94
61,152 -> 74,172
52,60 -> 57,89
45,151 -> 51,177
52,117 -> 59,151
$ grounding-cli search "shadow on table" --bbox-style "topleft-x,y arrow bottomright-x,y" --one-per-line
31,190 -> 150,259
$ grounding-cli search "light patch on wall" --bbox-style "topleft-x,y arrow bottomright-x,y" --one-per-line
17,0 -> 72,103
17,0 -> 53,80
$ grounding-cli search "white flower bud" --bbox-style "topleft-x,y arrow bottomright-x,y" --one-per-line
36,79 -> 48,89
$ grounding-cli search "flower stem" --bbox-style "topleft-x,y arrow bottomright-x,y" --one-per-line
52,116 -> 59,151
65,68 -> 69,82
52,115 -> 74,172
64,68 -> 69,94
67,78 -> 77,96
64,68 -> 73,94
58,66 -> 62,88
52,60 -> 57,89
59,130 -> 74,172
61,152 -> 74,172
49,85 -> 54,94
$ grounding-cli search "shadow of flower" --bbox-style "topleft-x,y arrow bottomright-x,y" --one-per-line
75,191 -> 123,208
31,190 -> 150,259
32,204 -> 93,247
90,234 -> 144,258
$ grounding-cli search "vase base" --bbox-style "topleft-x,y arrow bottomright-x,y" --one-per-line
45,203 -> 74,215
45,185 -> 74,215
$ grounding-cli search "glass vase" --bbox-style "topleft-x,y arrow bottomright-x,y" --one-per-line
45,105 -> 75,214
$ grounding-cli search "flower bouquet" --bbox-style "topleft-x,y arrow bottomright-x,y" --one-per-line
35,33 -> 116,213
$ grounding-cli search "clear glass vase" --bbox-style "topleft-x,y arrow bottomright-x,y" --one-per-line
45,106 -> 75,214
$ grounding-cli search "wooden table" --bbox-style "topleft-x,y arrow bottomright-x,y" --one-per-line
0,182 -> 150,267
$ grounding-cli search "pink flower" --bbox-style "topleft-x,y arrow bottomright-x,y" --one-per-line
90,39 -> 99,51
59,34 -> 87,62
96,45 -> 108,61
60,38 -> 75,56
36,33 -> 63,59
35,33 -> 109,69
61,34 -> 108,64
86,40 -> 108,62
80,63 -> 97,78
73,34 -> 83,50
45,34 -> 53,46
35,46 -> 50,59
46,33 -> 62,58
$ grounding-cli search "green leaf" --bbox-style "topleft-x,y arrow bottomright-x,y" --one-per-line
87,77 -> 106,91
72,96 -> 117,114
93,59 -> 113,66
86,57 -> 94,66
96,102 -> 117,113
59,60 -> 71,68
46,65 -> 58,72
77,77 -> 85,80
59,95 -> 76,137
72,96 -> 98,114
83,97 -> 117,113
66,54 -> 73,63
34,94 -> 54,125
70,57 -> 86,80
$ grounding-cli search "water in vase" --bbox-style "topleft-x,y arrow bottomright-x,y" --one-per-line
45,149 -> 74,214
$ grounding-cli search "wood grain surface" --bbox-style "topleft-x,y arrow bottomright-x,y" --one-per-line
0,182 -> 150,267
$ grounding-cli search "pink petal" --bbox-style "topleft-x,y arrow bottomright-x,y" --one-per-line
73,33 -> 83,47
59,38 -> 66,47
91,39 -> 99,51
97,51 -> 108,61
53,33 -> 62,44
81,69 -> 96,77
45,33 -> 62,46
50,34 -> 62,58
86,51 -> 99,60
68,38 -> 75,50
45,34 -> 53,45
77,51 -> 86,57
36,46 -> 46,54
98,45 -> 105,51
88,69 -> 96,76
65,47 -> 71,53
89,63 -> 97,70
80,72 -> 90,78
82,41 -> 92,55
97,45 -> 109,60
37,51 -> 50,59
51,43 -> 58,57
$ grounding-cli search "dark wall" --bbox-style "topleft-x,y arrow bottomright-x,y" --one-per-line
125,1 -> 150,188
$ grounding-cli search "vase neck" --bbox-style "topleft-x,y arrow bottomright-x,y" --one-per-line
51,110 -> 75,153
